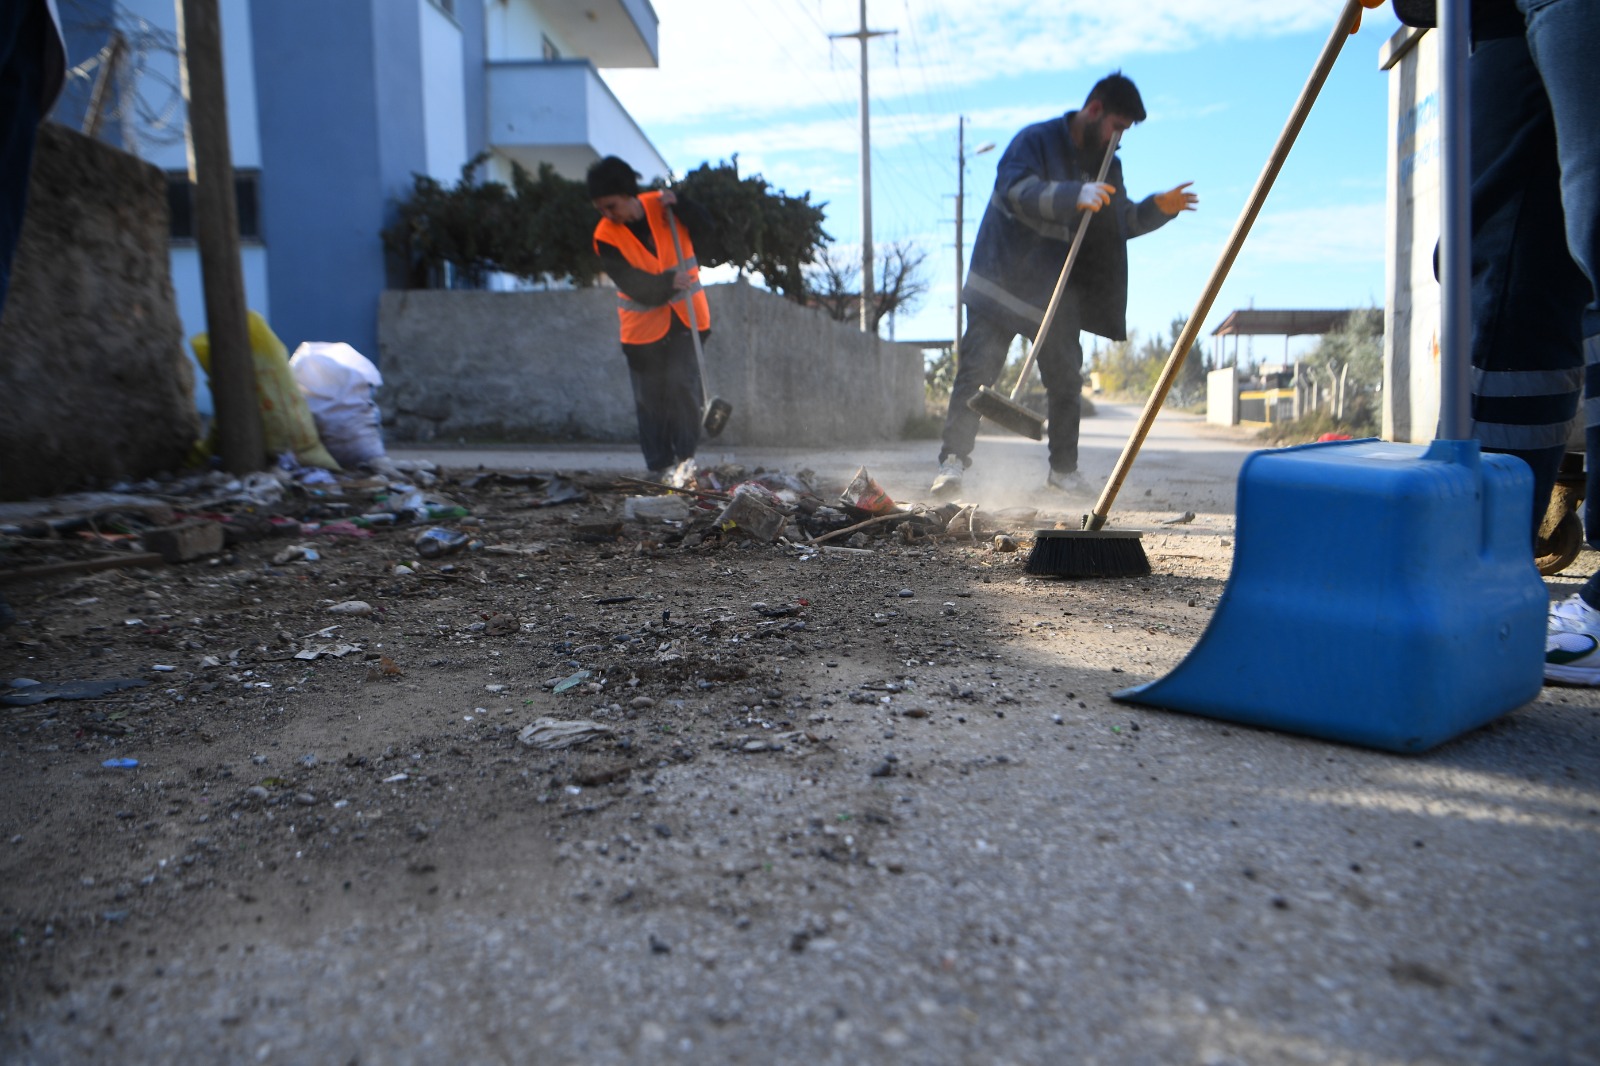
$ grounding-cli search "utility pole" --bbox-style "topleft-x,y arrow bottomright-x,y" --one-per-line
953,117 -> 993,364
177,0 -> 262,473
830,0 -> 893,333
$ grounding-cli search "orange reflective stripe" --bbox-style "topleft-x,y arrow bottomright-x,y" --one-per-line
593,191 -> 711,344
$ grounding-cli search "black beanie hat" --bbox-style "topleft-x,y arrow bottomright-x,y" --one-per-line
587,156 -> 640,199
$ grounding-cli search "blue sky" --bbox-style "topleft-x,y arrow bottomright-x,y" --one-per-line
602,0 -> 1405,364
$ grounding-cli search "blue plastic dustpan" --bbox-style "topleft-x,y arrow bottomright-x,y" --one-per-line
1113,437 -> 1547,752
1114,4 -> 1547,752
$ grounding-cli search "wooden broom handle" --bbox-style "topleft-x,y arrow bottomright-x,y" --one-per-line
1086,0 -> 1362,531
1009,128 -> 1122,401
666,205 -> 712,401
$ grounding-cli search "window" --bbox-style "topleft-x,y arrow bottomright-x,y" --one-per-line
166,170 -> 262,242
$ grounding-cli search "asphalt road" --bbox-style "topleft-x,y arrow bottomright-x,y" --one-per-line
6,403 -> 1595,1065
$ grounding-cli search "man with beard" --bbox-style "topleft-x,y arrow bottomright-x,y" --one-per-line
931,72 -> 1197,500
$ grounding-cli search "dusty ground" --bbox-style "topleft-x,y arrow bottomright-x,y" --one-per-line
1,406 -> 1596,1065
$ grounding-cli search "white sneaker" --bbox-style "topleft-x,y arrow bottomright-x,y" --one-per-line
1045,468 -> 1095,497
931,456 -> 966,497
669,457 -> 698,490
1545,594 -> 1600,685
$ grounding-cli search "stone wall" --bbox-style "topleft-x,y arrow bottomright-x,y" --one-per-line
0,124 -> 198,501
377,279 -> 924,447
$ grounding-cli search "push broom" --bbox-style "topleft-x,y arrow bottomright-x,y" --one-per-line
966,130 -> 1122,441
1028,0 -> 1363,579
667,208 -> 732,438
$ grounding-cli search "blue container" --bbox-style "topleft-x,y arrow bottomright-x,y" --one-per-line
1115,437 -> 1547,753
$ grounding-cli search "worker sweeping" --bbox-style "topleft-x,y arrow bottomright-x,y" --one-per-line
588,156 -> 717,489
931,73 -> 1198,500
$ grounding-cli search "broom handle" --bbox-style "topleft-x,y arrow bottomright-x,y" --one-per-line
1085,0 -> 1362,531
1009,129 -> 1122,402
666,205 -> 712,403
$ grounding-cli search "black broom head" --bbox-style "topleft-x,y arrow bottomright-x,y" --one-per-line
1025,528 -> 1150,578
703,397 -> 732,438
967,387 -> 1044,440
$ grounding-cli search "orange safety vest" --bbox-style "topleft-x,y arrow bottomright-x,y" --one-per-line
592,191 -> 711,345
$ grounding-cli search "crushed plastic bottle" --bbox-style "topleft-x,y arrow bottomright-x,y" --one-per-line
414,527 -> 469,558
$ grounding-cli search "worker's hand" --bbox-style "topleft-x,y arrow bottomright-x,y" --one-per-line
670,269 -> 694,292
1076,182 -> 1115,213
1350,0 -> 1386,34
1155,182 -> 1198,216
659,189 -> 678,207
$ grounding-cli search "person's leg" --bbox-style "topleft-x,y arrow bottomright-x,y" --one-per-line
1518,0 -> 1600,570
938,311 -> 1015,466
624,340 -> 679,473
0,0 -> 49,315
1467,32 -> 1588,546
660,327 -> 704,470
1033,299 -> 1086,478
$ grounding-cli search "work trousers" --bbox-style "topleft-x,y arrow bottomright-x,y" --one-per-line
0,0 -> 50,315
1467,0 -> 1599,550
623,325 -> 705,472
940,303 -> 1086,475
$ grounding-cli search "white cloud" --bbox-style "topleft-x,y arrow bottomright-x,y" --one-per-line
1242,202 -> 1388,265
605,0 -> 1359,128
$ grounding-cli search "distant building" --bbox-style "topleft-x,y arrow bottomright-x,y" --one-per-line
56,0 -> 668,412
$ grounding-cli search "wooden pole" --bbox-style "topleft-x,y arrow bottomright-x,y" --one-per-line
177,0 -> 262,473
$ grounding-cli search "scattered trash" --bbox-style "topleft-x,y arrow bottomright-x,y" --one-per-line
623,495 -> 695,523
1162,510 -> 1197,525
413,527 -> 473,558
293,643 -> 362,661
717,484 -> 788,542
365,656 -> 403,681
272,544 -> 320,565
839,466 -> 897,515
101,758 -> 138,769
326,600 -> 374,616
551,669 -> 592,694
1,678 -> 148,707
518,717 -> 615,750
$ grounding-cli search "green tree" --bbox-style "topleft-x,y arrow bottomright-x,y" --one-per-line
384,154 -> 831,302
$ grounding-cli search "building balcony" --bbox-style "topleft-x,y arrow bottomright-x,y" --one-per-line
532,0 -> 658,68
487,59 -> 668,181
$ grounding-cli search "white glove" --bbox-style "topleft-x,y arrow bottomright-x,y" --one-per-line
1076,182 -> 1114,213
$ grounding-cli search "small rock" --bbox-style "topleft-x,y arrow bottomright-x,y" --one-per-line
327,600 -> 374,617
629,696 -> 656,710
993,534 -> 1019,552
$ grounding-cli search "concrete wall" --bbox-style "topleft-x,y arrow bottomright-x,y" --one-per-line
0,125 -> 198,501
378,279 -> 924,447
1206,366 -> 1239,426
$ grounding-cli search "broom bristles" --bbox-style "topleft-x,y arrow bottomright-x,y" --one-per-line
1026,529 -> 1150,578
967,388 -> 1044,440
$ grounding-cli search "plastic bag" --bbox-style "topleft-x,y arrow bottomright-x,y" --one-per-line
289,341 -> 387,468
191,312 -> 341,470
